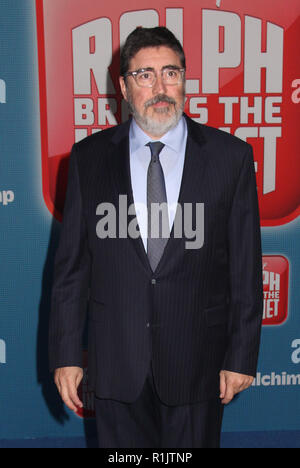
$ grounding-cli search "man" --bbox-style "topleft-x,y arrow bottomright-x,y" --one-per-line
49,27 -> 263,448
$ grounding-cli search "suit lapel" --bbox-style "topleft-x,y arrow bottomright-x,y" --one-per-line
107,115 -> 208,276
108,120 -> 153,275
154,116 -> 208,274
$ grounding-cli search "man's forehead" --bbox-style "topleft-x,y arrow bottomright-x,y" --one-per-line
129,46 -> 182,67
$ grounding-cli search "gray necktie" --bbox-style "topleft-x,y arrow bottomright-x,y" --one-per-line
146,142 -> 170,272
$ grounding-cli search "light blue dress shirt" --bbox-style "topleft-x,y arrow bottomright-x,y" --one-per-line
129,116 -> 188,253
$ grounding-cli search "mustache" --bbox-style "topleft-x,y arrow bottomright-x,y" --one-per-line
145,94 -> 176,108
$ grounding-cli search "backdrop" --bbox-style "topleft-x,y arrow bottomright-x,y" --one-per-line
0,0 -> 299,448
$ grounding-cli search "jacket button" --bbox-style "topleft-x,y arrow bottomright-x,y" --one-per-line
146,322 -> 150,328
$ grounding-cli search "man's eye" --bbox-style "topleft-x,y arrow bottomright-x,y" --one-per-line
166,70 -> 177,78
140,73 -> 152,80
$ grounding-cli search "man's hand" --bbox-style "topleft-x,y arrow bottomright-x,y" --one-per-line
219,370 -> 254,405
54,366 -> 84,412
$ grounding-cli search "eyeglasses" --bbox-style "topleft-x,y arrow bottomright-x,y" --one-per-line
123,66 -> 186,88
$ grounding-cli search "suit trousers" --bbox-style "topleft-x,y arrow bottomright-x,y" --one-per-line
94,362 -> 224,448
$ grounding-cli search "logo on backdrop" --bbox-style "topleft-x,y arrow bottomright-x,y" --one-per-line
252,370 -> 300,387
0,339 -> 6,364
36,0 -> 300,224
262,255 -> 289,326
0,79 -> 6,104
252,340 -> 300,387
291,339 -> 300,364
0,190 -> 15,206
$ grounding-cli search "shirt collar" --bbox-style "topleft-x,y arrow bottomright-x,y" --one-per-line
129,115 -> 186,154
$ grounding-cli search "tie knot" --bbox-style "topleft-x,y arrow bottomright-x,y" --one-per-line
146,141 -> 165,162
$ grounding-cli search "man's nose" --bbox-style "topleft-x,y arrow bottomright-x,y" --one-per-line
152,73 -> 167,94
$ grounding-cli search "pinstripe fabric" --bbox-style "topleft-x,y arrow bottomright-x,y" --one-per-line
49,114 -> 263,405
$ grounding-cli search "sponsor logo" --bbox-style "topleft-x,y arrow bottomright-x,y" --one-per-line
36,0 -> 300,225
0,339 -> 6,364
262,255 -> 289,326
252,371 -> 300,387
0,79 -> 6,104
252,339 -> 300,387
291,339 -> 300,364
0,190 -> 14,206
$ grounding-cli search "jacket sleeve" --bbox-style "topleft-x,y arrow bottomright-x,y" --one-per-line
49,144 -> 91,372
222,144 -> 263,377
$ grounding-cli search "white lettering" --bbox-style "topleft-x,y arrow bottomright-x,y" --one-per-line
184,202 -> 205,250
0,79 -> 6,104
96,202 -> 117,239
72,19 -> 115,95
219,97 -> 239,124
263,270 -> 280,289
202,10 -> 241,94
265,97 -> 282,124
261,375 -> 270,386
0,339 -> 6,364
185,80 -> 200,95
74,98 -> 94,126
260,127 -> 281,194
0,190 -> 15,206
244,17 -> 284,93
218,96 -> 282,124
240,96 -> 262,124
95,197 -> 205,250
98,98 -> 118,126
75,128 -> 88,143
166,9 -> 183,45
252,371 -> 300,387
263,298 -> 280,319
235,126 -> 258,142
108,453 -> 143,465
189,97 -> 208,124
291,79 -> 300,104
291,339 -> 300,364
269,271 -> 280,291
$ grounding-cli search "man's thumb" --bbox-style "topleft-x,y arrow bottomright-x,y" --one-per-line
219,371 -> 226,398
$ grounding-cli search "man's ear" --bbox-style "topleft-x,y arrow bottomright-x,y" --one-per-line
119,76 -> 128,101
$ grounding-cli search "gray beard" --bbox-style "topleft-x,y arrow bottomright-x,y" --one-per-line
127,92 -> 185,137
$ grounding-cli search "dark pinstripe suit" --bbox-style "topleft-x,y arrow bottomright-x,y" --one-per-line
49,114 -> 263,408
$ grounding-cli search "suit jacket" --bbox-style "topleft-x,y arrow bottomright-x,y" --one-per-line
49,114 -> 263,405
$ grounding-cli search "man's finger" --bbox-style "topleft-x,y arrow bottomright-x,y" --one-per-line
55,372 -> 83,411
75,372 -> 84,390
54,367 -> 84,412
68,384 -> 83,409
221,384 -> 235,405
219,371 -> 226,399
239,377 -> 254,392
60,386 -> 79,412
220,371 -> 255,404
63,373 -> 83,409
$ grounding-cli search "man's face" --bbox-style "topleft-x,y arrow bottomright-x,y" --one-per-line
119,46 -> 186,138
